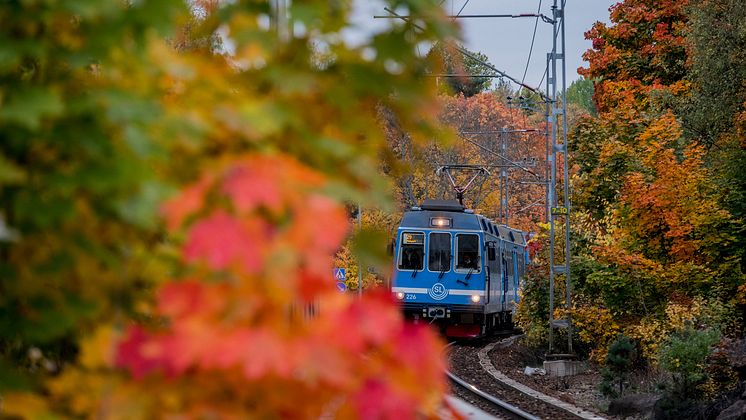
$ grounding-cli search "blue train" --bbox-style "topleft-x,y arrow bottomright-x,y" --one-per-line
391,199 -> 529,338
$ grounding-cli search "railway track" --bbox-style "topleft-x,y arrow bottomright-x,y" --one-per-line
446,337 -> 606,419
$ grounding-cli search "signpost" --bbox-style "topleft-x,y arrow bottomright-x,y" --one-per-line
333,268 -> 347,293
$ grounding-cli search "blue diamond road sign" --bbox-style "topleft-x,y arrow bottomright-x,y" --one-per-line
333,268 -> 346,281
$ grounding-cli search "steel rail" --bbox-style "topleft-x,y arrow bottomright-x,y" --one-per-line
446,370 -> 540,420
444,342 -> 540,420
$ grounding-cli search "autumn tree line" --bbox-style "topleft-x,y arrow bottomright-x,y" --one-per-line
518,0 -> 746,413
361,0 -> 746,414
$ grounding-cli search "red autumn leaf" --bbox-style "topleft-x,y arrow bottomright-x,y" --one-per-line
157,280 -> 229,321
296,269 -> 330,301
164,319 -> 222,374
343,292 -> 402,348
183,210 -> 264,273
222,162 -> 284,214
236,329 -> 290,380
157,280 -> 207,319
353,379 -> 418,420
395,323 -> 445,374
115,326 -> 169,379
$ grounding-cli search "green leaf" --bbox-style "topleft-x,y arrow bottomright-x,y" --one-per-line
0,87 -> 64,130
0,154 -> 26,185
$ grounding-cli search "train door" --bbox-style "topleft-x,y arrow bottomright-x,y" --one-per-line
512,248 -> 520,303
486,241 -> 498,305
501,247 -> 509,309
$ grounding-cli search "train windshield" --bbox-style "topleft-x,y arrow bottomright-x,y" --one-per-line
398,232 -> 424,270
428,232 -> 451,272
455,234 -> 481,273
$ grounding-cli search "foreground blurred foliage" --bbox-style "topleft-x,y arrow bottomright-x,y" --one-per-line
0,0 -> 459,417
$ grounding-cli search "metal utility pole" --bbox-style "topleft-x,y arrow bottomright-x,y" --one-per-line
270,0 -> 290,41
499,127 -> 509,225
547,0 -> 573,356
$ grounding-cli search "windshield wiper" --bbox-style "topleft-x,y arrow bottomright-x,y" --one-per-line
465,266 -> 475,280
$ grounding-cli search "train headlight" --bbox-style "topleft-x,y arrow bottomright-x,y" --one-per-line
470,294 -> 481,303
430,217 -> 452,228
396,292 -> 405,300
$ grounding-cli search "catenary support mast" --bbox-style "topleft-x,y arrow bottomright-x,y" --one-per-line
547,0 -> 573,356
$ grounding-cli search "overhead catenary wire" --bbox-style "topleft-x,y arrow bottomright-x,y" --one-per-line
521,0 -> 543,86
379,7 -> 550,102
455,0 -> 471,17
537,1 -> 563,89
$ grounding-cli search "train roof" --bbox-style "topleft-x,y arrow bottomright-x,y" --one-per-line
399,199 -> 527,246
419,199 -> 465,212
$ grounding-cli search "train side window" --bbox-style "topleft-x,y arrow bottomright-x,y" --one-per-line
398,232 -> 424,270
455,234 -> 481,273
428,232 -> 451,272
488,243 -> 496,261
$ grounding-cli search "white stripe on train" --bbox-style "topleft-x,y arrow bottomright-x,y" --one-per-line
391,287 -> 485,296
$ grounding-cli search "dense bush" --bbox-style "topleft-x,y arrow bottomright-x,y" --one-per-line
659,326 -> 720,399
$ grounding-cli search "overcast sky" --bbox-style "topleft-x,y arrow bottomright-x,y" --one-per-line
349,0 -> 618,92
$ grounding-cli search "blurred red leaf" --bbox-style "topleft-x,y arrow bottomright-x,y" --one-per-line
354,379 -> 417,420
183,210 -> 265,273
115,326 -> 169,379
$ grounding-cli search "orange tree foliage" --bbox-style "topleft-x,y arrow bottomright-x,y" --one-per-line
580,0 -> 689,112
0,0 -> 460,417
385,91 -> 547,232
560,0 -> 746,362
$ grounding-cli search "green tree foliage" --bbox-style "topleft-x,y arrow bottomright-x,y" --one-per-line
426,42 -> 495,97
682,0 -> 746,274
600,335 -> 637,398
565,77 -> 596,117
682,0 -> 746,145
0,0 -> 186,389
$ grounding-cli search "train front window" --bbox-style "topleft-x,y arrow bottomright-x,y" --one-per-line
398,232 -> 424,270
456,234 -> 481,273
428,232 -> 451,272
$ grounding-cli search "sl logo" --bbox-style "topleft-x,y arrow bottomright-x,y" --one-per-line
428,283 -> 448,300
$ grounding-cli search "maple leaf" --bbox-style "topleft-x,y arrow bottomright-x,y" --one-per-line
222,161 -> 284,214
115,326 -> 167,379
237,329 -> 290,380
353,379 -> 418,420
183,210 -> 265,273
344,292 -> 402,348
157,280 -> 207,319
